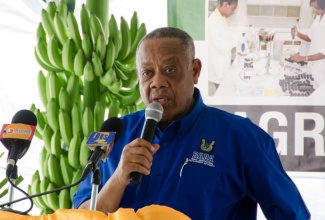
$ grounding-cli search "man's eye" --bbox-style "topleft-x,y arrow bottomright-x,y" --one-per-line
165,67 -> 175,74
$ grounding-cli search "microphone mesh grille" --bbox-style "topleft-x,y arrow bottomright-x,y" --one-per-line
145,102 -> 164,122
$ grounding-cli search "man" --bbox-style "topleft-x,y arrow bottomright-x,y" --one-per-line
73,27 -> 311,219
207,0 -> 241,96
291,0 -> 325,88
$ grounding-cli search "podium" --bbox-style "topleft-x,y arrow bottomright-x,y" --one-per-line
0,205 -> 191,220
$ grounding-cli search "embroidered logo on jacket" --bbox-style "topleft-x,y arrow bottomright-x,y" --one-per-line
189,139 -> 215,167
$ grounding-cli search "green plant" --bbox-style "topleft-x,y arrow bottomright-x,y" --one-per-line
29,0 -> 147,214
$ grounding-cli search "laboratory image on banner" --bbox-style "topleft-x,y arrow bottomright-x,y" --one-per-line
166,0 -> 325,172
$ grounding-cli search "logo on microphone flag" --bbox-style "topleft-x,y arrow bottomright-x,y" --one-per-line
86,132 -> 116,161
0,124 -> 36,140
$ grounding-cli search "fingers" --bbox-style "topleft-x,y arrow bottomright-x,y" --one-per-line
114,138 -> 160,184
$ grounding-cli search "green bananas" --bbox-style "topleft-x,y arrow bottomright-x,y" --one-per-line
31,0 -> 147,214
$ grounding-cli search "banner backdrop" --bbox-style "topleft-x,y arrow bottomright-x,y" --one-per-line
168,0 -> 325,172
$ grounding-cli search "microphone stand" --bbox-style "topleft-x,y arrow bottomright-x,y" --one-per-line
89,166 -> 101,210
8,165 -> 18,209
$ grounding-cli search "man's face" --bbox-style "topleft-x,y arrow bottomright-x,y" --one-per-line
311,1 -> 322,15
224,2 -> 238,18
136,38 -> 200,123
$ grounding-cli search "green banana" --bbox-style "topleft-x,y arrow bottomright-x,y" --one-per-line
46,98 -> 60,131
108,14 -> 120,58
46,1 -> 57,19
59,189 -> 72,209
48,71 -> 61,101
47,35 -> 63,69
57,0 -> 68,22
89,13 -> 105,46
37,70 -> 48,108
83,61 -> 94,82
71,103 -> 82,136
96,33 -> 107,61
70,169 -> 82,200
104,40 -> 115,71
48,154 -> 65,187
39,146 -> 49,178
59,87 -> 71,113
82,33 -> 92,59
42,124 -> 53,155
92,52 -> 103,77
107,78 -> 122,94
115,84 -> 142,106
58,108 -> 73,146
100,68 -> 117,87
53,12 -> 69,46
66,74 -> 80,106
94,101 -> 105,131
40,176 -> 50,206
79,136 -> 90,168
30,175 -> 48,210
68,133 -> 81,170
50,131 -> 62,158
107,97 -> 120,118
73,49 -> 85,77
67,11 -> 82,49
35,38 -> 57,71
122,22 -> 147,65
60,153 -> 73,185
62,39 -> 75,73
46,182 -> 60,211
129,11 -> 139,43
36,22 -> 47,42
122,69 -> 138,88
34,108 -> 46,136
114,64 -> 128,80
117,16 -> 131,61
82,107 -> 94,137
80,4 -> 90,35
34,47 -> 57,72
41,9 -> 56,38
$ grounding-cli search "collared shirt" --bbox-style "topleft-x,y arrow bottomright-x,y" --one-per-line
73,88 -> 311,220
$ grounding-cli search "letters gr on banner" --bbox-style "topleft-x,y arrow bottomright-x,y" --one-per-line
213,105 -> 325,172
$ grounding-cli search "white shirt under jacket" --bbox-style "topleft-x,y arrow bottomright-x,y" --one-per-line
307,14 -> 325,87
207,9 -> 240,85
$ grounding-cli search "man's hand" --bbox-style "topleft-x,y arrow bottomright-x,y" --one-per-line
113,138 -> 160,185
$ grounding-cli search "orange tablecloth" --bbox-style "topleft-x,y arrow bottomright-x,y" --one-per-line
0,205 -> 191,220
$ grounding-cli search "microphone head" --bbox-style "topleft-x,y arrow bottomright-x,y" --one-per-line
1,109 -> 37,161
11,109 -> 37,126
100,117 -> 124,142
145,102 -> 164,122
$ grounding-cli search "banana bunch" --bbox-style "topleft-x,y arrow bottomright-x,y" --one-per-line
31,0 -> 147,214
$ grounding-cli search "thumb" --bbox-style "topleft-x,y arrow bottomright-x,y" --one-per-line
151,144 -> 160,155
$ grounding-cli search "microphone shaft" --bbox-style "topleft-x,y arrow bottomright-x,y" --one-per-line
130,119 -> 158,184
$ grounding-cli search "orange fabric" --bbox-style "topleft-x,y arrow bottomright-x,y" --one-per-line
0,205 -> 191,220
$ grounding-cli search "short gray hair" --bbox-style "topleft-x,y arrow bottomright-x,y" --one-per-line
137,27 -> 195,62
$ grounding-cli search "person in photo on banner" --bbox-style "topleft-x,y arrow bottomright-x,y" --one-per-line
207,0 -> 244,96
73,27 -> 311,219
291,0 -> 325,88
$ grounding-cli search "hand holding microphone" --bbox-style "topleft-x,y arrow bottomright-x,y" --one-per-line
129,102 -> 163,184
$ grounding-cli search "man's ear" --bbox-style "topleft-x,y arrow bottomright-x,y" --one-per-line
192,58 -> 202,84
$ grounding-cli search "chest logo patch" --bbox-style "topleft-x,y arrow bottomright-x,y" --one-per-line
200,139 -> 215,152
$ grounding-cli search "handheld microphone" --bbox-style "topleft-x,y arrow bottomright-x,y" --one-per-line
130,102 -> 163,184
81,117 -> 124,181
0,109 -> 37,178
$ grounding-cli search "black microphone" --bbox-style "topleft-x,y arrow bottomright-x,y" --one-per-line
130,102 -> 163,184
81,117 -> 124,181
0,109 -> 37,178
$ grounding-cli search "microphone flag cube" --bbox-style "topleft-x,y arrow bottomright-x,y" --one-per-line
86,131 -> 116,161
0,124 -> 36,141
